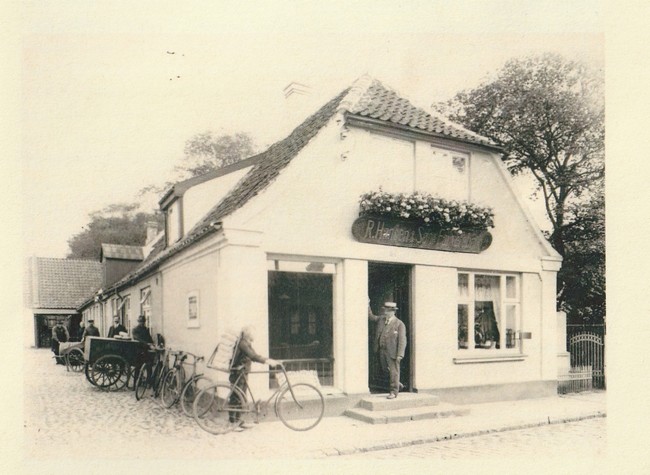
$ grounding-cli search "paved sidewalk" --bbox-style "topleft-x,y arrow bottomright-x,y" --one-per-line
23,348 -> 606,460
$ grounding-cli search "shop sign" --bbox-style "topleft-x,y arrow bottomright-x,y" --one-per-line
352,215 -> 492,254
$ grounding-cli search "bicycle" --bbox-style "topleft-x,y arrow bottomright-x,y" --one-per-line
134,347 -> 174,401
192,362 -> 325,434
175,353 -> 213,417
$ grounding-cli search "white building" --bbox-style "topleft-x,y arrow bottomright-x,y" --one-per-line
84,76 -> 562,405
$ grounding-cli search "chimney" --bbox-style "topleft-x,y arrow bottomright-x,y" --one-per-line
145,220 -> 159,245
282,81 -> 318,134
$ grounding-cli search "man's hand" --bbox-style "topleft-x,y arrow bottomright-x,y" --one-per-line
266,358 -> 281,367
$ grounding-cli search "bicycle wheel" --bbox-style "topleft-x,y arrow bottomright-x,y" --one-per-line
134,363 -> 150,401
193,383 -> 246,435
152,362 -> 166,398
161,368 -> 183,408
125,365 -> 136,391
276,383 -> 324,431
180,376 -> 212,417
66,349 -> 85,372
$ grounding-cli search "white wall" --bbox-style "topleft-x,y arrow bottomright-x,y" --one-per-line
183,166 -> 252,233
162,114 -> 559,395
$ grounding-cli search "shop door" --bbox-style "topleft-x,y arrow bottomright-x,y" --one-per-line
368,262 -> 412,393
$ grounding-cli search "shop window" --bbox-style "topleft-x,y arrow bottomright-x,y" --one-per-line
187,291 -> 200,328
457,272 -> 520,350
268,259 -> 335,386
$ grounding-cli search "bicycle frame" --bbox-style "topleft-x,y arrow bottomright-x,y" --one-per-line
226,364 -> 305,418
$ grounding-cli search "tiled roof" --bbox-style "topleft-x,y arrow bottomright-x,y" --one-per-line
345,77 -> 498,148
101,244 -> 144,261
30,257 -> 103,309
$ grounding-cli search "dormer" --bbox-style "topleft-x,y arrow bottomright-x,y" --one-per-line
158,156 -> 261,248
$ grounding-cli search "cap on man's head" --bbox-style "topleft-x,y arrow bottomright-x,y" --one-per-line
88,319 -> 94,323
383,302 -> 398,310
137,315 -> 146,323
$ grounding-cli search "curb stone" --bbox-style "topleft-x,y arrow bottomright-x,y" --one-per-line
321,411 -> 606,457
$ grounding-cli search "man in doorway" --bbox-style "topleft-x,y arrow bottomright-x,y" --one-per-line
107,316 -> 128,338
369,301 -> 407,399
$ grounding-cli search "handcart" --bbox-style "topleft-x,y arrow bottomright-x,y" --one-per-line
83,337 -> 151,391
58,341 -> 85,372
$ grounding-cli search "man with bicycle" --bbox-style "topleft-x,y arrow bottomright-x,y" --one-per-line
229,326 -> 281,431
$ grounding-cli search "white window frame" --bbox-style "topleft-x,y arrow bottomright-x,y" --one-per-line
187,290 -> 200,328
456,271 -> 522,357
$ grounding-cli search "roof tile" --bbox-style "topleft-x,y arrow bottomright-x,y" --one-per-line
32,258 -> 103,309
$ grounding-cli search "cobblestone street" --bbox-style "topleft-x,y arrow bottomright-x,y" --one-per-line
339,418 -> 606,459
23,347 -> 608,466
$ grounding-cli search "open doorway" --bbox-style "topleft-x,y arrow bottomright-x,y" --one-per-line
368,262 -> 412,393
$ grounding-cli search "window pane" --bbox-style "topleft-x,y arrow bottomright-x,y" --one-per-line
505,304 -> 517,348
458,304 -> 468,349
506,276 -> 517,299
458,274 -> 469,298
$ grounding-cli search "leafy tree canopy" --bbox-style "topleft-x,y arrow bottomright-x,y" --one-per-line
67,203 -> 163,260
557,189 -> 605,325
178,131 -> 256,178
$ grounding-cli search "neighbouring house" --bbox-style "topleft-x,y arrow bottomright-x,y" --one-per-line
23,257 -> 103,348
77,227 -> 164,337
78,76 -> 562,406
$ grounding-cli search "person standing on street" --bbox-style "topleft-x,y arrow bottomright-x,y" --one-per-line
82,319 -> 100,341
76,320 -> 85,342
228,326 -> 281,431
107,316 -> 128,338
368,301 -> 407,399
51,318 -> 70,364
131,315 -> 154,345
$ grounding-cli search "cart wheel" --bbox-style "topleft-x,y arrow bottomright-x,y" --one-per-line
84,363 -> 97,386
66,349 -> 85,373
91,355 -> 127,390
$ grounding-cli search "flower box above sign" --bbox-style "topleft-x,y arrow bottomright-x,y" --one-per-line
352,215 -> 492,254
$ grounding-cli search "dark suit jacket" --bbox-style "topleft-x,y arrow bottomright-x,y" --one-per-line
108,324 -> 128,338
82,326 -> 100,339
369,309 -> 407,359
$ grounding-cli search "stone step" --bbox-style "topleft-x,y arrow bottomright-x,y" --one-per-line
358,392 -> 440,411
345,402 -> 470,424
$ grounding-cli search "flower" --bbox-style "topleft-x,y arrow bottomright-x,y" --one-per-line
359,190 -> 494,231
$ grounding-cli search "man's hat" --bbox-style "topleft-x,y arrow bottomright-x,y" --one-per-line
383,302 -> 398,310
87,319 -> 94,323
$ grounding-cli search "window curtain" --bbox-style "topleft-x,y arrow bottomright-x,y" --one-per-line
474,275 -> 500,347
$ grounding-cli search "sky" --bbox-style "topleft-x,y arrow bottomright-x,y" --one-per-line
16,1 -> 607,259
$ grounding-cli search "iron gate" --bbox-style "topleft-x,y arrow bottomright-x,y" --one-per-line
568,332 -> 605,389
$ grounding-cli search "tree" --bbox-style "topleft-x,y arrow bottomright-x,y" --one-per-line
67,203 -> 163,260
177,131 -> 256,178
557,189 -> 605,325
435,53 -> 605,320
435,53 -> 604,257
